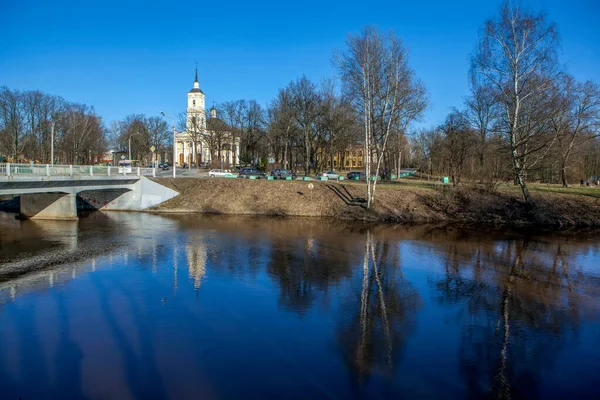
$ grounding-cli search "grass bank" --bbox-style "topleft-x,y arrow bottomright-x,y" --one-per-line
150,178 -> 600,229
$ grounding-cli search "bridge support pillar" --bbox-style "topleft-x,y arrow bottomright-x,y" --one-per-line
19,193 -> 78,220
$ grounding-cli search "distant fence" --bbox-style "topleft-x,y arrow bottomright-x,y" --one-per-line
0,163 -> 155,178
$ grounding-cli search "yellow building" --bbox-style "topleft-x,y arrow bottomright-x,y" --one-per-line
321,145 -> 365,170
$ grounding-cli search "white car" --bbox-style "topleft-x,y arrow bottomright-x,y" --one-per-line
319,171 -> 340,180
209,169 -> 233,178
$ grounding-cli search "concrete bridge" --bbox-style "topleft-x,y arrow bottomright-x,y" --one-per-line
0,163 -> 178,220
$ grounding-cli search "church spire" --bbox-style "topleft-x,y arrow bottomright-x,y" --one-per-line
193,63 -> 200,90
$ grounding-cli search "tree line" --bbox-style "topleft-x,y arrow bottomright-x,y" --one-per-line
0,87 -> 106,164
414,1 -> 600,203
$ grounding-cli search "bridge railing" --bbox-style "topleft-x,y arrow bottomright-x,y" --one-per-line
0,163 -> 157,178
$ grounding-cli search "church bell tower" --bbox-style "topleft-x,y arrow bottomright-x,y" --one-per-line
187,66 -> 206,131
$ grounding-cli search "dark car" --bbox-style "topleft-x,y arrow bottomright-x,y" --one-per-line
159,163 -> 169,170
347,171 -> 366,180
270,169 -> 296,180
239,167 -> 265,179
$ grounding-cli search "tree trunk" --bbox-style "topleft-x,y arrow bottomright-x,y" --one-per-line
283,138 -> 288,170
561,157 -> 568,188
304,132 -> 310,175
397,147 -> 402,180
510,75 -> 531,204
514,162 -> 531,204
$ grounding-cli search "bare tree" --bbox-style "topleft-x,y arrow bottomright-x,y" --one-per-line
220,100 -> 247,168
145,116 -> 170,165
58,103 -> 104,164
465,72 -> 497,173
335,26 -> 428,208
550,75 -> 600,186
1,87 -> 107,165
267,88 -> 298,170
439,110 -> 476,186
288,76 -> 320,175
243,100 -> 266,164
206,109 -> 231,168
0,87 -> 26,160
472,1 -> 560,203
318,79 -> 359,172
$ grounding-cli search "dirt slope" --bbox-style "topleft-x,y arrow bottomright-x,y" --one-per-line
150,178 -> 600,229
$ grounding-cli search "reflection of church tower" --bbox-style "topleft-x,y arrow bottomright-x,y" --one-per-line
187,243 -> 207,291
187,67 -> 206,133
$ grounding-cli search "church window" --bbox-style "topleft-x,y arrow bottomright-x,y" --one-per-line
193,100 -> 196,106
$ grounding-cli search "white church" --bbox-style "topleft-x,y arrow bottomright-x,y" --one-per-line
174,69 -> 240,167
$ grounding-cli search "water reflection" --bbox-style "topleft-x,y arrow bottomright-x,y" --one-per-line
337,230 -> 421,387
0,213 -> 599,398
429,235 -> 598,399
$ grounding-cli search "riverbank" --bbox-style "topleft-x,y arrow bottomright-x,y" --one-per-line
150,178 -> 600,229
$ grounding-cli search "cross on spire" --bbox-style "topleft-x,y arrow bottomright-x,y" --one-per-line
194,62 -> 198,83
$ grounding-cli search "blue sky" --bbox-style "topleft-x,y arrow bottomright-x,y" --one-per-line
1,0 -> 598,130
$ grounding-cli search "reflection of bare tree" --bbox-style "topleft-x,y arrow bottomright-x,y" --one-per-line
431,237 -> 589,399
266,235 -> 355,313
339,230 -> 421,387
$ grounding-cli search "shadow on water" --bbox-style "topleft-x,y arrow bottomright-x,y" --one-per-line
94,275 -> 168,399
54,293 -> 86,399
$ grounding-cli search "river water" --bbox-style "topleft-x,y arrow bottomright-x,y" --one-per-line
0,212 -> 599,399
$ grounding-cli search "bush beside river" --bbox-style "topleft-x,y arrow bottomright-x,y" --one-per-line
150,178 -> 600,229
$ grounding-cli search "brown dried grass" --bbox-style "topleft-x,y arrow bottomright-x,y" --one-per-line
151,178 -> 600,228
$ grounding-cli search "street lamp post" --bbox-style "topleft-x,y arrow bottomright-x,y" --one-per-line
160,112 -> 177,179
51,121 -> 55,166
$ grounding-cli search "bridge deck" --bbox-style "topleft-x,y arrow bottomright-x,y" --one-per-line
0,163 -> 154,195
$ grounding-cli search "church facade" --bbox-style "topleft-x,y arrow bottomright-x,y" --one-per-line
174,69 -> 240,167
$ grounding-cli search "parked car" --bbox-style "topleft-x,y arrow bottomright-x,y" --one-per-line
347,171 -> 366,180
370,172 -> 382,180
158,163 -> 169,170
209,169 -> 234,178
318,171 -> 340,180
239,167 -> 265,179
270,169 -> 296,180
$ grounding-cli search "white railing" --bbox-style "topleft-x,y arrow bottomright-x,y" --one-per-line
0,163 -> 156,178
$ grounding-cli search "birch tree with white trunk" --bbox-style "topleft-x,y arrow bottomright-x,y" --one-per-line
335,26 -> 427,209
471,1 -> 560,204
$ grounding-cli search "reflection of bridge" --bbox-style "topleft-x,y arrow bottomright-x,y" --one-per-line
0,163 -> 178,220
0,212 -> 198,304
